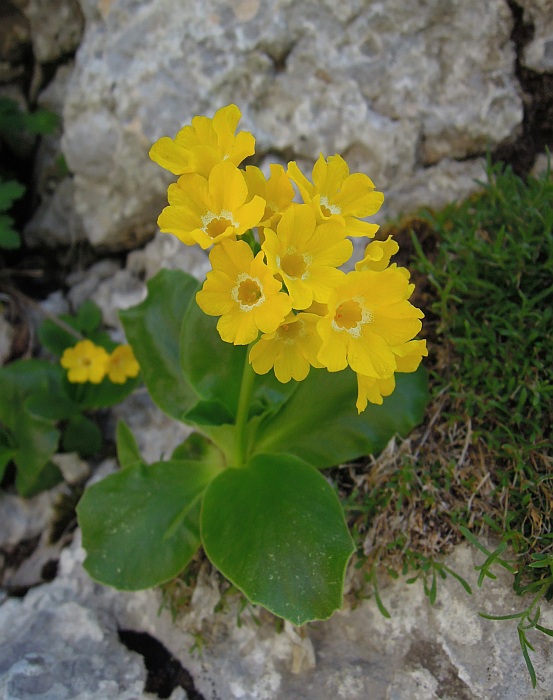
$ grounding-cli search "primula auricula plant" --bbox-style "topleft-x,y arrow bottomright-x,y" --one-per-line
77,105 -> 429,625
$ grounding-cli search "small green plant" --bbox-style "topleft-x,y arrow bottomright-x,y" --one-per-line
0,301 -> 140,496
76,104 -> 429,625
0,178 -> 25,249
0,97 -> 59,250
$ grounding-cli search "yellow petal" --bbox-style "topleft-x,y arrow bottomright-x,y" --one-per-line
312,154 -> 349,196
208,161 -> 249,211
149,137 -> 191,175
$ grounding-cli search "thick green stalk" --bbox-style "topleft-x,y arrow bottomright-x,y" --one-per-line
233,349 -> 256,467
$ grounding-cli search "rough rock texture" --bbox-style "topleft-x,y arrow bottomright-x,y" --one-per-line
23,0 -> 84,64
65,230 -> 209,333
59,0 -> 523,249
1,529 -> 553,699
24,63 -> 88,248
520,0 -> 553,72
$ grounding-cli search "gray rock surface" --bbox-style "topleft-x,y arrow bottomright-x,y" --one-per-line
24,63 -> 88,248
1,528 -> 552,699
23,0 -> 84,64
520,0 -> 553,72
59,0 -> 523,249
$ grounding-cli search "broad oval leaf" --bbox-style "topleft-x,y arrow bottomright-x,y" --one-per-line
120,269 -> 200,421
251,367 -> 429,468
78,458 -> 220,590
201,453 -> 355,625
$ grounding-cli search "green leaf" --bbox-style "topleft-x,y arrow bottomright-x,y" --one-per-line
183,399 -> 235,427
180,299 -> 247,418
180,299 -> 297,421
22,107 -> 59,135
171,432 -> 225,466
0,215 -> 21,249
201,453 -> 355,625
78,458 -> 221,590
75,301 -> 103,334
0,360 -> 61,495
18,460 -> 63,497
37,317 -> 82,356
251,367 -> 429,468
116,420 -> 142,469
62,414 -> 102,458
66,373 -> 141,410
120,269 -> 200,421
25,388 -> 80,421
0,179 -> 25,211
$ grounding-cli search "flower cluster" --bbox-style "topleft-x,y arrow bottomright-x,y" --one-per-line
61,340 -> 140,385
150,105 -> 426,412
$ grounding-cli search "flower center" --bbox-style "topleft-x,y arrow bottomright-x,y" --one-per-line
232,274 -> 265,310
333,300 -> 362,329
332,297 -> 373,338
281,252 -> 308,280
277,319 -> 303,342
201,209 -> 237,239
319,195 -> 341,218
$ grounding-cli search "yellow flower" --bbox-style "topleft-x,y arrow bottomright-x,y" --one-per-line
60,339 -> 109,384
355,373 -> 396,412
355,339 -> 428,412
287,154 -> 384,237
149,104 -> 255,178
106,345 -> 140,384
196,239 -> 292,345
157,161 -> 266,249
262,203 -> 352,310
355,235 -> 399,272
316,267 -> 424,377
249,312 -> 324,383
242,164 -> 295,229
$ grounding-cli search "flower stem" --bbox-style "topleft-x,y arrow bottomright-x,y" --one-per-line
233,348 -> 256,467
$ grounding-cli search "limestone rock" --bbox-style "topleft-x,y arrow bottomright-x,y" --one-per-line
23,0 -> 84,64
109,391 -> 192,464
520,0 -> 553,73
65,230 -> 209,336
2,513 -> 553,698
25,64 -> 88,248
61,0 -> 522,249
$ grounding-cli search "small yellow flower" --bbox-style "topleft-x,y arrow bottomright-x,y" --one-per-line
355,339 -> 428,412
249,312 -> 324,383
242,164 -> 295,229
60,339 -> 109,384
317,267 -> 424,377
287,154 -> 384,237
262,203 -> 352,310
106,345 -> 140,384
196,239 -> 292,345
157,161 -> 266,249
355,373 -> 396,412
149,104 -> 255,178
355,235 -> 399,272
